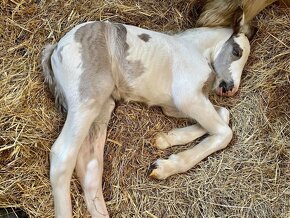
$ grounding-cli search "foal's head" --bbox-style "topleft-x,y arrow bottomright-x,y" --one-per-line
213,7 -> 255,97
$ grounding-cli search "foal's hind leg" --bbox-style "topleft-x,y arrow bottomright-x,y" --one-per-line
76,98 -> 115,218
50,83 -> 114,218
50,102 -> 103,218
155,106 -> 229,149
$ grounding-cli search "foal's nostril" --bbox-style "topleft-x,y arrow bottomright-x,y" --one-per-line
219,81 -> 227,93
227,80 -> 234,91
219,80 -> 234,93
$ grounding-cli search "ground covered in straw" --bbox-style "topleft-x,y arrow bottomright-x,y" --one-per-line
0,0 -> 289,217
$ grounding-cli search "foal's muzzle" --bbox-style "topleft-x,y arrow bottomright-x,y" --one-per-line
216,80 -> 236,97
219,80 -> 234,93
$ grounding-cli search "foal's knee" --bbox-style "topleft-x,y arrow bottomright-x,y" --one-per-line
50,150 -> 75,187
217,126 -> 233,149
216,107 -> 230,124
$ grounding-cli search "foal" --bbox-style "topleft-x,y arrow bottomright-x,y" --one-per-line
42,8 -> 252,218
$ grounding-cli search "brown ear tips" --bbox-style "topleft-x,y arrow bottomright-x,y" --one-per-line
232,7 -> 258,41
235,6 -> 244,17
232,6 -> 244,35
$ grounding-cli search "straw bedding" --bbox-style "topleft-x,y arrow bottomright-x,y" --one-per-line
0,0 -> 289,217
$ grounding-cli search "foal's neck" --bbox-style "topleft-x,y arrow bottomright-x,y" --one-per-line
175,27 -> 233,62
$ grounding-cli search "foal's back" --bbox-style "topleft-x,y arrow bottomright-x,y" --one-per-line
52,21 -> 184,107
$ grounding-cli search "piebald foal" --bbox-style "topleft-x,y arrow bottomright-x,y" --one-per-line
42,8 -> 252,218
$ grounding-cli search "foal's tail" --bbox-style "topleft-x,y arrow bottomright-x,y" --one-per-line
41,44 -> 67,112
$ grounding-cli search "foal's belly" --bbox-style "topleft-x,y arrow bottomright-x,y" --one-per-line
123,70 -> 174,107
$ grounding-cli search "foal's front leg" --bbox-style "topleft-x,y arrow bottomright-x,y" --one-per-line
155,106 -> 230,149
149,96 -> 233,180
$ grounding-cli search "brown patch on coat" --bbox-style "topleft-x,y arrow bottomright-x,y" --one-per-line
138,33 -> 151,42
109,23 -> 132,100
127,60 -> 145,78
110,24 -> 146,100
112,23 -> 129,54
75,22 -> 145,101
112,24 -> 145,78
75,22 -> 114,100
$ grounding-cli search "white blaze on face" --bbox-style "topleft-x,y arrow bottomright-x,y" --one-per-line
229,34 -> 250,92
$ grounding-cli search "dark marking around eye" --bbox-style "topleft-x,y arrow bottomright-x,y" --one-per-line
138,33 -> 151,42
212,35 -> 244,83
232,43 -> 243,58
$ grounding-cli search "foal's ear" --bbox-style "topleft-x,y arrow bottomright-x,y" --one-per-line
232,6 -> 245,35
242,24 -> 258,41
232,6 -> 257,40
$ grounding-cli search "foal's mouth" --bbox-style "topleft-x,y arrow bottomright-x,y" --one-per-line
216,87 -> 237,97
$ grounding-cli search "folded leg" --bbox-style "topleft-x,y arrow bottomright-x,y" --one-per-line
150,96 -> 232,179
155,106 -> 230,149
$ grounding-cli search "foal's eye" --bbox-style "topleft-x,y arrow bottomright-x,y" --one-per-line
232,46 -> 242,57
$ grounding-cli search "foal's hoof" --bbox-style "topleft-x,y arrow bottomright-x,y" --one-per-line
148,162 -> 158,178
148,164 -> 164,179
148,159 -> 173,180
154,133 -> 171,150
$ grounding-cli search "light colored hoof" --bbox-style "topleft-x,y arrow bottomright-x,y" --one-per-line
148,162 -> 167,180
148,159 -> 174,180
154,133 -> 171,150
